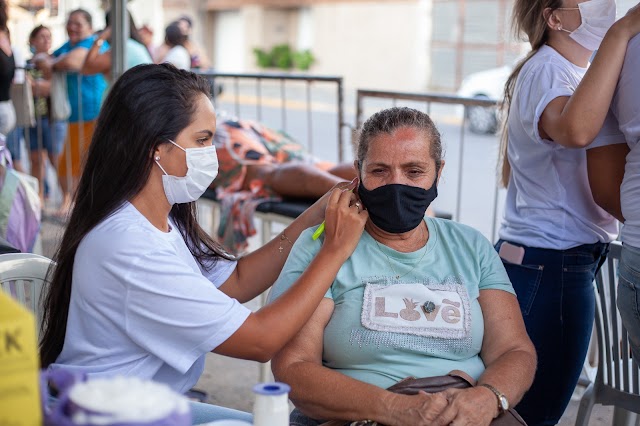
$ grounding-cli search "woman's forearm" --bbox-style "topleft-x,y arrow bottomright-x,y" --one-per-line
244,247 -> 347,357
275,360 -> 399,423
556,22 -> 636,147
230,205 -> 323,302
231,181 -> 357,302
82,42 -> 110,75
53,48 -> 88,72
477,348 -> 537,407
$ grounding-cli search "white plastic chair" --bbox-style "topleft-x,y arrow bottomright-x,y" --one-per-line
575,241 -> 640,426
0,253 -> 53,338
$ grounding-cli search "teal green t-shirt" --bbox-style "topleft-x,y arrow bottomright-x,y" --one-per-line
126,39 -> 152,70
270,217 -> 515,389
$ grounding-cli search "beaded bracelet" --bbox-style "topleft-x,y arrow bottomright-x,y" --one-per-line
278,231 -> 294,253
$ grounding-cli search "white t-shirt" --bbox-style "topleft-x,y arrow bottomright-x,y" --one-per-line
163,45 -> 191,70
499,45 -> 617,249
51,202 -> 250,393
590,34 -> 640,248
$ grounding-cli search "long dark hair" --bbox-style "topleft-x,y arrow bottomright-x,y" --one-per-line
40,63 -> 232,367
499,0 -> 563,187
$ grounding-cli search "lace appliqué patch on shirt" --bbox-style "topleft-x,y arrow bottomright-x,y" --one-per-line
360,276 -> 472,340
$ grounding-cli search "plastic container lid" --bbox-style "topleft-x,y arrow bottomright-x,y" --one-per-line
252,382 -> 291,396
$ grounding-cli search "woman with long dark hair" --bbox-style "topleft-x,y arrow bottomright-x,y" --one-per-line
39,63 -> 367,423
496,1 -> 640,424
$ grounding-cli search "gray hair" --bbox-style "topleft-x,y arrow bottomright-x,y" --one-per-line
356,107 -> 443,170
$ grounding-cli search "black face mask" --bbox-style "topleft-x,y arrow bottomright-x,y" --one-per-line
358,176 -> 438,234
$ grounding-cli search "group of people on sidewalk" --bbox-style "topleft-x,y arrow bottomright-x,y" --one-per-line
1,0 -> 635,425
0,6 -> 208,219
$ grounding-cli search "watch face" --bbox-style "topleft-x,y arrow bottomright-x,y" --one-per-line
499,395 -> 509,411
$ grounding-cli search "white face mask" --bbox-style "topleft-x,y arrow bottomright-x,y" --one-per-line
155,140 -> 219,205
558,0 -> 617,51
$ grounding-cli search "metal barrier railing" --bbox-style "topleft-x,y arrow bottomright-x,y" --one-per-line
9,68 -> 348,220
11,66 -> 504,243
355,89 -> 504,241
194,71 -> 346,162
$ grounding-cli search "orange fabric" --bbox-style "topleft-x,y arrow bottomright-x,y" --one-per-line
57,121 -> 95,179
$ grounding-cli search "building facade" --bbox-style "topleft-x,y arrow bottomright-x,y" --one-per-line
177,0 -> 525,92
11,0 -> 640,92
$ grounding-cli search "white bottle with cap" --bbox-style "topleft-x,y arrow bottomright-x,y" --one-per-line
252,382 -> 291,426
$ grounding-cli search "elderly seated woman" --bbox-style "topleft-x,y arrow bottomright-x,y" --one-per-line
269,107 -> 536,426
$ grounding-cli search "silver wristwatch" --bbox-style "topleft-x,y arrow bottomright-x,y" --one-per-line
480,383 -> 509,415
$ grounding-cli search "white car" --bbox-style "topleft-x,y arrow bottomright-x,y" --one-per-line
457,64 -> 512,134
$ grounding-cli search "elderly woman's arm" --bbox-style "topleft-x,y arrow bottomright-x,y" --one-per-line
432,289 -> 537,426
272,299 -> 449,426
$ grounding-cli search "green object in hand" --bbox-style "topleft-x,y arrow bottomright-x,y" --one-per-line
312,222 -> 325,240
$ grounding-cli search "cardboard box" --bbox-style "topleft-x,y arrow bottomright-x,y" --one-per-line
0,290 -> 42,425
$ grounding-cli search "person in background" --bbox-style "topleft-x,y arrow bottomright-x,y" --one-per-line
161,21 -> 190,70
137,24 -> 156,57
496,1 -> 640,424
35,9 -> 108,218
176,15 -> 210,69
587,33 -> 640,366
82,10 -> 153,79
0,0 -> 15,138
39,63 -> 367,425
16,25 -> 69,204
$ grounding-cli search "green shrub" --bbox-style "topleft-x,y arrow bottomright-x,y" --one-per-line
253,44 -> 316,71
253,48 -> 272,68
293,49 -> 315,71
271,44 -> 294,69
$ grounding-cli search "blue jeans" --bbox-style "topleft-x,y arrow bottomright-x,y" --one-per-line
618,243 -> 640,365
495,240 -> 608,426
190,401 -> 252,425
27,118 -> 67,156
5,126 -> 23,161
289,408 -> 322,426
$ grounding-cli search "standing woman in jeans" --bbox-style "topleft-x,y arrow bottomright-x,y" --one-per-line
36,9 -> 108,217
27,25 -> 68,203
497,1 -> 640,425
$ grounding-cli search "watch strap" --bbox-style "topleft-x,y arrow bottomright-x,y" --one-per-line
479,383 -> 507,414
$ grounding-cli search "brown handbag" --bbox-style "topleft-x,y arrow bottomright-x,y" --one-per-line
319,373 -> 527,426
